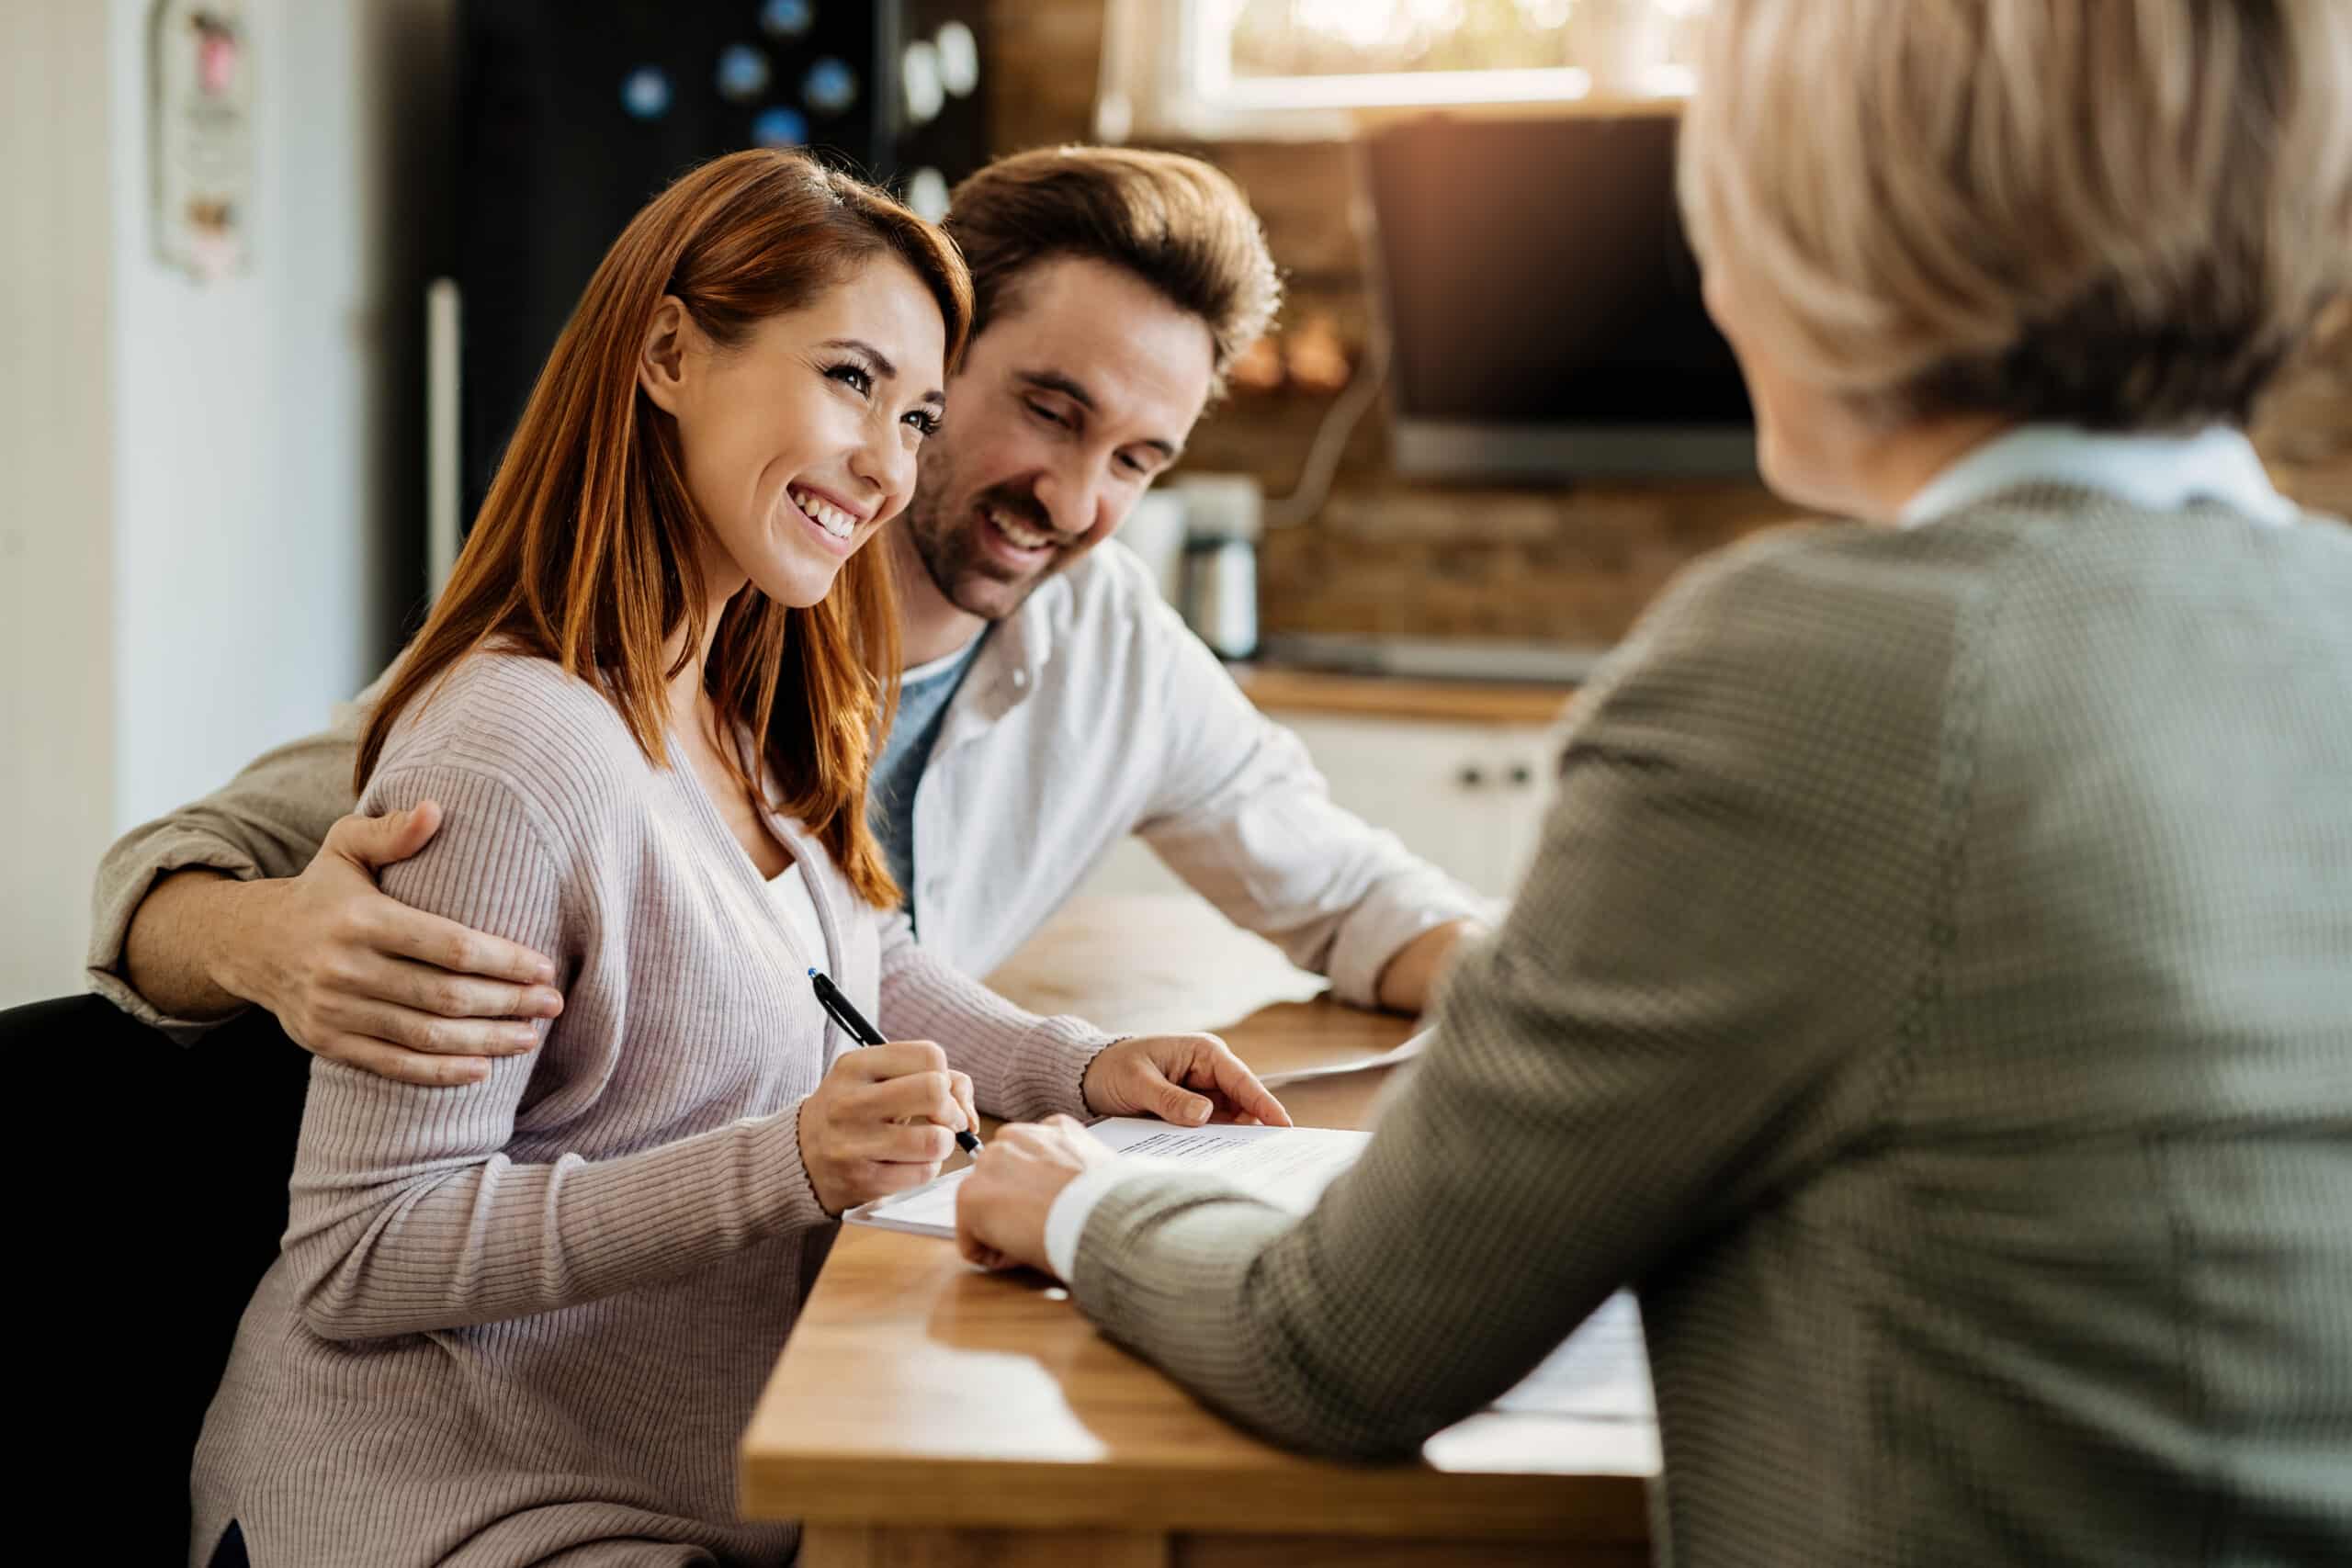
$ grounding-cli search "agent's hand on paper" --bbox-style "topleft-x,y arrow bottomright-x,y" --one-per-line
797,1041 -> 979,1216
955,1113 -> 1114,1273
1080,1034 -> 1293,1129
219,803 -> 563,1085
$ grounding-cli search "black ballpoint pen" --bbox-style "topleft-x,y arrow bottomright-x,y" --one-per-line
808,966 -> 983,1154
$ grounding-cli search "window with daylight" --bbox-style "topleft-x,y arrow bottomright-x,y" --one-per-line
1097,0 -> 1713,141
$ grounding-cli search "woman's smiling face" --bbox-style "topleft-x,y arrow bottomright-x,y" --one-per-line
639,254 -> 949,610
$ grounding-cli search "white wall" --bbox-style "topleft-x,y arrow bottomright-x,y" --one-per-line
108,0 -> 442,829
3,1 -> 447,1005
2,1 -> 119,1006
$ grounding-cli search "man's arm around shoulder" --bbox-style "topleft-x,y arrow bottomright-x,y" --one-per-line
93,699 -> 376,1031
91,691 -> 560,1083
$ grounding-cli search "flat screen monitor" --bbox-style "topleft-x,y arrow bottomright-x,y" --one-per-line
1363,110 -> 1757,481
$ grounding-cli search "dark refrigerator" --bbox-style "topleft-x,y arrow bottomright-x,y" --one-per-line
433,0 -> 990,585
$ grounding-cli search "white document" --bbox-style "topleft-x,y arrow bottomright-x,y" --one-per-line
1491,1292 -> 1653,1421
844,1116 -> 1371,1239
1256,1027 -> 1432,1087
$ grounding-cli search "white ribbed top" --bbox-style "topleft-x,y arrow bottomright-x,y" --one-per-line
770,860 -> 826,971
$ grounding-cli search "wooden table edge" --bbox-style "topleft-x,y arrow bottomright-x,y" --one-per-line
741,1450 -> 1652,1542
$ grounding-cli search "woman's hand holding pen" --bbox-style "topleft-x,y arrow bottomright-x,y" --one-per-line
797,1041 -> 980,1216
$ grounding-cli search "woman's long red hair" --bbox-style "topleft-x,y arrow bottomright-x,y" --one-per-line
358,150 -> 971,908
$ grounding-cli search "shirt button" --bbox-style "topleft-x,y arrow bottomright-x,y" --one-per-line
1011,669 -> 1028,688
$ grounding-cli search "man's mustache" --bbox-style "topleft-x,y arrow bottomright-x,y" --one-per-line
971,486 -> 1058,542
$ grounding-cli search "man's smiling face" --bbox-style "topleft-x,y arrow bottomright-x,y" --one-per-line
901,254 -> 1217,620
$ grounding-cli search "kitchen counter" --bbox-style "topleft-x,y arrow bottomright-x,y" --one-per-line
1236,664 -> 1580,728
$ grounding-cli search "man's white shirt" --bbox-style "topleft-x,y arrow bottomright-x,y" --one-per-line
892,539 -> 1488,999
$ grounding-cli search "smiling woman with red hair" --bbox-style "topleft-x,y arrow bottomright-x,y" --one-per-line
188,149 -> 1126,1568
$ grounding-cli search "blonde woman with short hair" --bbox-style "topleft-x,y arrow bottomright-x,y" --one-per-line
956,3 -> 2352,1562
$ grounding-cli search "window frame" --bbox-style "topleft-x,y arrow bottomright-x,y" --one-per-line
1096,0 -> 1693,143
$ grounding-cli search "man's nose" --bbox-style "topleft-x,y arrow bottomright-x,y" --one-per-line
1030,462 -> 1102,541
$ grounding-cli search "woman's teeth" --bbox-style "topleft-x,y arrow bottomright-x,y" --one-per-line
986,504 -> 1053,551
789,487 -> 857,540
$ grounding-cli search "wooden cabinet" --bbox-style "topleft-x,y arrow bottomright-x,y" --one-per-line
1080,707 -> 1566,903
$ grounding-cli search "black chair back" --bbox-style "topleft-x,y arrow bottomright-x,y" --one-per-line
6,994 -> 310,1562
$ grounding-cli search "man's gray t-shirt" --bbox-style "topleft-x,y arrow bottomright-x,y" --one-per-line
867,633 -> 986,915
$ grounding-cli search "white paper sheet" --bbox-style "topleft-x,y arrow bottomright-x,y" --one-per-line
1256,1027 -> 1432,1087
844,1117 -> 1370,1238
1491,1292 -> 1653,1421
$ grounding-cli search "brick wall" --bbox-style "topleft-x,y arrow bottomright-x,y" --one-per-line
986,0 -> 2352,649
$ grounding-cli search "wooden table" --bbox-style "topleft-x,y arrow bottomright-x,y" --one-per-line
741,899 -> 1658,1567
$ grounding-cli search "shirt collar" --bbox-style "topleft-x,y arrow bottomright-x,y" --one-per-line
989,570 -> 1068,692
901,631 -> 987,688
928,570 -> 1069,758
1898,424 -> 2299,530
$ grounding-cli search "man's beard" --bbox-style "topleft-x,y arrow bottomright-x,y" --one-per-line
907,479 -> 1066,620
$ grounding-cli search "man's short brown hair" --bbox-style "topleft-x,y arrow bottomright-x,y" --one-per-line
944,146 -> 1282,393
1679,0 -> 2352,430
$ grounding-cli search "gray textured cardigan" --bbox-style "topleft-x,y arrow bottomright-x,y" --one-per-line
1072,491 -> 2352,1567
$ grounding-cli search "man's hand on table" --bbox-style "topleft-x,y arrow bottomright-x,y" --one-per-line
956,1114 -> 1115,1274
207,803 -> 562,1085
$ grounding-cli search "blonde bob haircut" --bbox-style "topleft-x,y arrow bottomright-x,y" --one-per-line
1679,0 -> 2352,429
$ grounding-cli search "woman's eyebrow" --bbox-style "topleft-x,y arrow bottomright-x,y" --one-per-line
819,338 -> 897,378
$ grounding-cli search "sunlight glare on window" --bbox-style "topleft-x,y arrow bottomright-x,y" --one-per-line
1223,0 -> 1708,81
